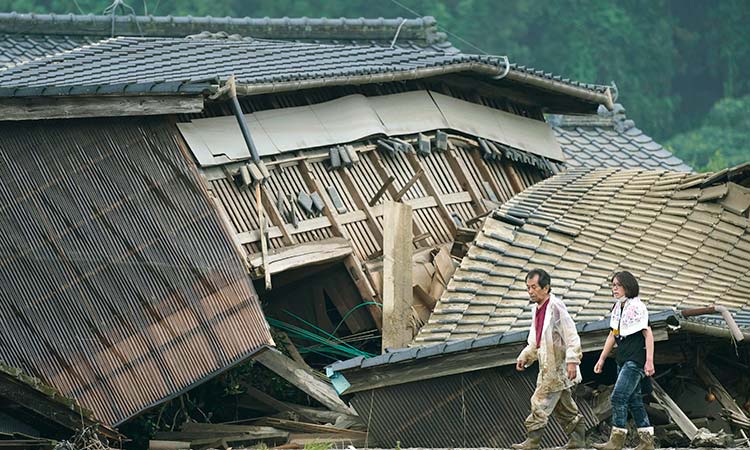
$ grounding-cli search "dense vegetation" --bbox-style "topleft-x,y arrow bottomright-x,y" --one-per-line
4,0 -> 749,171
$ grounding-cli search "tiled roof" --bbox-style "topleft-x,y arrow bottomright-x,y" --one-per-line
550,104 -> 693,172
415,165 -> 750,344
0,13 -> 455,66
0,36 -> 504,96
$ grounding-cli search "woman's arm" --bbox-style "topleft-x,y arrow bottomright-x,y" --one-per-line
643,326 -> 655,376
594,332 -> 616,374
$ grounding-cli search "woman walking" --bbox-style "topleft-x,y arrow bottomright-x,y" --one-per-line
593,271 -> 655,450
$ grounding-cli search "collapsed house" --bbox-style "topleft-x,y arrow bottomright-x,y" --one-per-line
0,10 -> 699,449
328,165 -> 750,447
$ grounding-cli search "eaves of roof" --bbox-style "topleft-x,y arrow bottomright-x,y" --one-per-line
327,310 -> 675,374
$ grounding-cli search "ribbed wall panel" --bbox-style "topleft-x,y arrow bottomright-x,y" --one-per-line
350,365 -> 597,448
0,118 -> 272,425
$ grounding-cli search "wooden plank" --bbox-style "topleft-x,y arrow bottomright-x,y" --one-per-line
651,379 -> 698,440
236,216 -> 332,244
149,441 -> 191,450
381,201 -> 413,352
405,153 -> 457,234
247,238 -> 352,275
0,95 -> 204,120
259,418 -> 366,437
254,348 -> 354,415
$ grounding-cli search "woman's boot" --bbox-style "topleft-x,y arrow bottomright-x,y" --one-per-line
634,427 -> 655,450
512,428 -> 545,450
593,427 -> 628,450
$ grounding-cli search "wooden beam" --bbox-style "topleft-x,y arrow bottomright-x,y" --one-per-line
368,150 -> 426,240
297,159 -> 346,238
392,168 -> 424,202
405,153 -> 457,234
336,167 -> 384,243
260,184 -> 296,246
466,143 -> 507,203
368,175 -> 395,206
444,146 -> 486,216
381,201 -> 413,352
0,95 -> 204,120
651,379 -> 698,440
256,183 -> 272,290
254,348 -> 354,415
247,237 -> 352,276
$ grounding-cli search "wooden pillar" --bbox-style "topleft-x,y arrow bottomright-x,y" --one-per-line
381,201 -> 413,352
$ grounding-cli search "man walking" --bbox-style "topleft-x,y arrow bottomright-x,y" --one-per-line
512,268 -> 586,450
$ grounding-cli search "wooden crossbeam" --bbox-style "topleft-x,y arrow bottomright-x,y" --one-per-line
393,168 -> 424,202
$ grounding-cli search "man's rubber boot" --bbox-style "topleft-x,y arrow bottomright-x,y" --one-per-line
512,428 -> 544,450
558,419 -> 587,449
634,427 -> 655,450
593,427 -> 627,450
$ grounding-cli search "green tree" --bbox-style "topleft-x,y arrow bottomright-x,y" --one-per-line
666,96 -> 750,171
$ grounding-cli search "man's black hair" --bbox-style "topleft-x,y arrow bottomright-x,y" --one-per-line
526,268 -> 551,290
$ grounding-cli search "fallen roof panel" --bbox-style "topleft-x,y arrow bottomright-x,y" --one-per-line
0,117 -> 273,425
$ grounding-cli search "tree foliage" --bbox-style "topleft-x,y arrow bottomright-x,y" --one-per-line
3,0 -> 749,170
666,96 -> 750,172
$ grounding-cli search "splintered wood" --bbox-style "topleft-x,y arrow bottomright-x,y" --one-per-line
382,201 -> 413,352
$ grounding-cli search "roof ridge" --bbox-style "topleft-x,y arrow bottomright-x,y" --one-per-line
0,12 -> 446,43
547,103 -> 634,131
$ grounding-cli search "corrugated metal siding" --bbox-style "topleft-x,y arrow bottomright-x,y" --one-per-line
0,118 -> 272,425
350,365 -> 597,448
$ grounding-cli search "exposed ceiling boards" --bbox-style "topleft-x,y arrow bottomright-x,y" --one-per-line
178,90 -> 564,167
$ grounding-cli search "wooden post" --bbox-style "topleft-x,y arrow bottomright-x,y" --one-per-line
381,201 -> 413,352
255,183 -> 272,290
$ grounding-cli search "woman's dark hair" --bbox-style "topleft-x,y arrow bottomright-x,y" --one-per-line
526,268 -> 551,290
612,271 -> 639,298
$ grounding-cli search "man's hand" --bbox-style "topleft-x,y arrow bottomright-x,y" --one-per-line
644,359 -> 655,377
566,362 -> 578,380
594,358 -> 605,374
516,359 -> 526,371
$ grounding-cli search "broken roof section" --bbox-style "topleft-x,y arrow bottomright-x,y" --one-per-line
0,13 -> 456,67
415,164 -> 750,344
0,117 -> 273,425
551,104 -> 693,172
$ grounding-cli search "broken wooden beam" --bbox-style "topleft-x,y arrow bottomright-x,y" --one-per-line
254,348 -> 354,415
651,379 -> 698,440
382,200 -> 413,352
